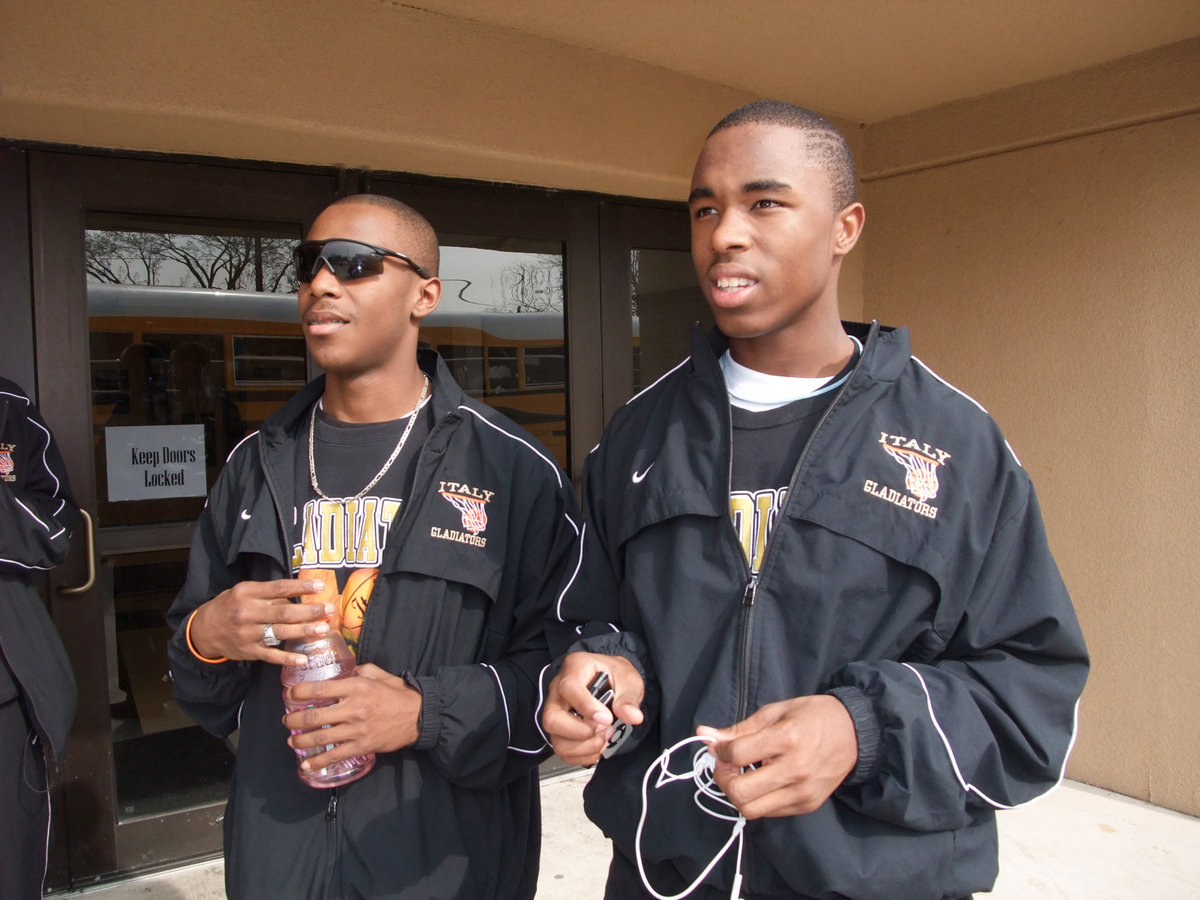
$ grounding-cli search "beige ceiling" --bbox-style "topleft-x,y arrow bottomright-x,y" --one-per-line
2,1 -> 1196,199
405,0 -> 1200,122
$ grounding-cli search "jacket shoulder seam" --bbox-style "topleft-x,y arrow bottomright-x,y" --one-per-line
455,404 -> 564,489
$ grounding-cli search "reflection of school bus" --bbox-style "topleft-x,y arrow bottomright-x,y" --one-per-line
417,310 -> 566,464
85,283 -> 568,470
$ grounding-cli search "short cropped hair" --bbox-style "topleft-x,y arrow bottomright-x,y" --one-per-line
709,100 -> 857,211
331,193 -> 440,277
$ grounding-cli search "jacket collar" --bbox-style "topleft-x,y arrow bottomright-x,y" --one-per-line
259,349 -> 466,446
687,318 -> 910,388
621,319 -> 911,530
243,351 -> 470,562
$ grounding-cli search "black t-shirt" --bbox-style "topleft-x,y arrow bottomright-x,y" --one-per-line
727,348 -> 859,574
291,399 -> 433,654
730,396 -> 832,574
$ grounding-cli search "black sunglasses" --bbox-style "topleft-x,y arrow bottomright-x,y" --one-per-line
293,239 -> 432,283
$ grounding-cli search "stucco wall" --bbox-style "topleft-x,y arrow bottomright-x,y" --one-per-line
862,40 -> 1200,815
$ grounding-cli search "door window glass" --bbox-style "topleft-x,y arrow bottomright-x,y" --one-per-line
85,221 -> 301,821
630,249 -> 709,393
86,226 -> 301,526
423,240 -> 568,469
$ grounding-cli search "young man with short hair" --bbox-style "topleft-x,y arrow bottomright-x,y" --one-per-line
542,101 -> 1088,899
168,195 -> 579,899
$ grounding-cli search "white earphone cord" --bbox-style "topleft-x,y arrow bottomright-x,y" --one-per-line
635,736 -> 747,900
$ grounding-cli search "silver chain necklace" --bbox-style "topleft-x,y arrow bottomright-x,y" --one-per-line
308,375 -> 430,501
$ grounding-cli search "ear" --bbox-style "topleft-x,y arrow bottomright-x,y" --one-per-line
832,202 -> 865,258
411,276 -> 442,322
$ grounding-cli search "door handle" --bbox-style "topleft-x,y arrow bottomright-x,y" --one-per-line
59,508 -> 95,595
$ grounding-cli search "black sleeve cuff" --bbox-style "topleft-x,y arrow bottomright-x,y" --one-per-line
827,684 -> 881,787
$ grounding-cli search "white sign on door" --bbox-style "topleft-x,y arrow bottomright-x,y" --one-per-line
105,425 -> 207,501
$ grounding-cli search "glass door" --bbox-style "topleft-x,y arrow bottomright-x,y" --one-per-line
28,151 -> 336,887
428,236 -> 569,469
85,223 -> 304,823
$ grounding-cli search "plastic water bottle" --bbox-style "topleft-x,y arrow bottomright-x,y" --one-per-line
280,582 -> 375,788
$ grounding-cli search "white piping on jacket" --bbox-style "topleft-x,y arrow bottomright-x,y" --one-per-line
483,662 -> 545,754
903,661 -> 1079,810
911,356 -> 1022,467
457,405 -> 564,490
555,522 -> 587,622
626,356 -> 691,408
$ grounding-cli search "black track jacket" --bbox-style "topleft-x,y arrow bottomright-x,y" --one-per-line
0,377 -> 77,763
547,323 -> 1089,900
167,352 -> 580,899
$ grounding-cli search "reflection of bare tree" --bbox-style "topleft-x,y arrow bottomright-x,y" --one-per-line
85,231 -> 297,292
86,231 -> 166,285
631,249 -> 640,317
493,255 -> 563,313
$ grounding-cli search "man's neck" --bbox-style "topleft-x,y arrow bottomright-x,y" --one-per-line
727,320 -> 855,379
321,366 -> 428,424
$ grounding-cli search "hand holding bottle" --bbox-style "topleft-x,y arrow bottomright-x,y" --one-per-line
281,569 -> 422,787
187,576 -> 335,666
283,663 -> 422,783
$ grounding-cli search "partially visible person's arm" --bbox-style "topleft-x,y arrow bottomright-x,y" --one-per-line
0,384 -> 78,574
400,453 -> 584,790
540,440 -> 660,766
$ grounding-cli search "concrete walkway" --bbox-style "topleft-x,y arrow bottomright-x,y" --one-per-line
66,776 -> 1200,898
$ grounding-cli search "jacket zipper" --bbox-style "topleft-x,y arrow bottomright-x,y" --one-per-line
252,388 -> 453,896
723,386 -> 759,723
258,406 -> 451,895
322,789 -> 339,898
726,334 -> 867,722
258,425 -> 343,893
735,577 -> 759,721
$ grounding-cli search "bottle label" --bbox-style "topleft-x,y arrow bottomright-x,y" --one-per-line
300,647 -> 338,671
291,646 -> 346,682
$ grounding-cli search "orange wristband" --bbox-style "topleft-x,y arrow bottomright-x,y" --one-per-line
186,609 -> 229,664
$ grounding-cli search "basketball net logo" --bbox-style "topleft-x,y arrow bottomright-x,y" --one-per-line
432,481 -> 495,548
440,490 -> 489,534
878,432 -> 951,501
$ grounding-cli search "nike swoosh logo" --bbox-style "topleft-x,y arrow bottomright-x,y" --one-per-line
632,463 -> 654,484
240,509 -> 252,520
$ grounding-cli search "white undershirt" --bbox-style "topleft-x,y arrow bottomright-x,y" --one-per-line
719,337 -> 862,412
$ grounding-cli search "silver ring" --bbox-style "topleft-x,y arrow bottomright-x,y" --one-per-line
262,623 -> 281,647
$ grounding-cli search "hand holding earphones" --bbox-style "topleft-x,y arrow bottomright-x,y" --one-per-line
696,694 -> 858,820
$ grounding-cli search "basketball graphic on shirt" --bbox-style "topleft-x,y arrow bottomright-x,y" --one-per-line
340,567 -> 379,646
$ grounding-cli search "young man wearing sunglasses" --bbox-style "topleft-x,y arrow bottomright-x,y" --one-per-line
167,195 -> 580,899
541,101 -> 1088,899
